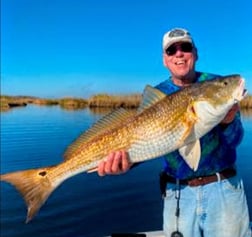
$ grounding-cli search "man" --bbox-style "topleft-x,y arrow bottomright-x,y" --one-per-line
97,28 -> 251,237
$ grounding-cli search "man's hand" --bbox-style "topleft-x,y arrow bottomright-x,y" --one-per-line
221,104 -> 239,125
97,151 -> 132,176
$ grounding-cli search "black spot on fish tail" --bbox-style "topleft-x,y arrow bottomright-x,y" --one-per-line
38,171 -> 47,177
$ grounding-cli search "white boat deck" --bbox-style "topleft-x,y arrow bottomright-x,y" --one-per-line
107,231 -> 165,237
137,231 -> 165,236
107,222 -> 252,236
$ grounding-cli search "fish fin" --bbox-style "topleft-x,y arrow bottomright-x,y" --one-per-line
184,102 -> 198,128
174,105 -> 196,147
63,108 -> 135,160
137,85 -> 167,113
178,102 -> 199,144
179,140 -> 201,171
86,167 -> 98,173
0,166 -> 57,223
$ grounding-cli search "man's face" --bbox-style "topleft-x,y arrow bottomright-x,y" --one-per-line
163,42 -> 197,79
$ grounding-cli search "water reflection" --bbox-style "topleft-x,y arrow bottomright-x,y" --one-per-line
88,107 -> 114,115
241,109 -> 252,117
0,105 -> 251,237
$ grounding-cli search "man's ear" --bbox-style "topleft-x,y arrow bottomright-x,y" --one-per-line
163,53 -> 168,67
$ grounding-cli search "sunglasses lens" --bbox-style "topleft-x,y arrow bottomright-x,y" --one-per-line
181,42 -> 193,52
166,45 -> 177,55
166,43 -> 193,56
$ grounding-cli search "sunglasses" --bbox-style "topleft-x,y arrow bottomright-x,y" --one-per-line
166,42 -> 193,56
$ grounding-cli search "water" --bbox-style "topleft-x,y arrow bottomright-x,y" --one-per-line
0,105 -> 251,237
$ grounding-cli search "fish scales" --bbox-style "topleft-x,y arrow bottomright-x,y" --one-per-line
127,102 -> 190,161
0,75 -> 246,223
61,100 -> 184,172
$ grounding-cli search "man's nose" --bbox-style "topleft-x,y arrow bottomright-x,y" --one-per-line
175,49 -> 184,56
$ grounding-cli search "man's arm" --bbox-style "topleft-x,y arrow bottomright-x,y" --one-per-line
219,104 -> 244,147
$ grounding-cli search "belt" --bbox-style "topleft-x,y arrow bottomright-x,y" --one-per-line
165,168 -> 236,187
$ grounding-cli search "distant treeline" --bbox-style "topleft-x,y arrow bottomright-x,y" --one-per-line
1,94 -> 252,112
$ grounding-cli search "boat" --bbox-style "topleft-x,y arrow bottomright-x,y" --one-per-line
108,222 -> 252,237
109,231 -> 165,237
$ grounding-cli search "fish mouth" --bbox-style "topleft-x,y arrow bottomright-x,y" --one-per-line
242,88 -> 248,97
240,78 -> 247,97
234,77 -> 247,103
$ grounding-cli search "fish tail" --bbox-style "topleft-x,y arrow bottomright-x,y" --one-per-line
0,166 -> 57,223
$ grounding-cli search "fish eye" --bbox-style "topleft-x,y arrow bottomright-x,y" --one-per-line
223,81 -> 228,86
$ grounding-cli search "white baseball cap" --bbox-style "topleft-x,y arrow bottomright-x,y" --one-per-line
162,28 -> 194,51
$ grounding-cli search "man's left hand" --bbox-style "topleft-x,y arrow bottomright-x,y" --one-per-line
221,104 -> 239,124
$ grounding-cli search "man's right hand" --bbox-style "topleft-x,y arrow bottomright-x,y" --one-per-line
97,151 -> 132,176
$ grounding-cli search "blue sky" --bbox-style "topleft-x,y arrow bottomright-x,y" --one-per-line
1,0 -> 252,98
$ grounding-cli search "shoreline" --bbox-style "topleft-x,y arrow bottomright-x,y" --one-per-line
1,94 -> 252,112
0,94 -> 142,112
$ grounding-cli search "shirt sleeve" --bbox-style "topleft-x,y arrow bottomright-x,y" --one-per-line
218,112 -> 244,148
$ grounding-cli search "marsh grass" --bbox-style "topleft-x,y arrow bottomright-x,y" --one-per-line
88,94 -> 142,108
59,97 -> 88,110
1,93 -> 252,112
0,95 -> 30,111
239,95 -> 252,109
32,98 -> 58,105
0,94 -> 141,111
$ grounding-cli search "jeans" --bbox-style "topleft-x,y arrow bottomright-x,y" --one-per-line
163,175 -> 251,237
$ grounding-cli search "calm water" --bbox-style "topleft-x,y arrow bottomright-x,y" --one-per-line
0,105 -> 252,237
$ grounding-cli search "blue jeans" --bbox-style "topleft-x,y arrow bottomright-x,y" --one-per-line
163,175 -> 251,237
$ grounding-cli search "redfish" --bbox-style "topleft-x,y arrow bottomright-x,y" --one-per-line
0,75 -> 246,223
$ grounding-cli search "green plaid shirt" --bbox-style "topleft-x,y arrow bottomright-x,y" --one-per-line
155,72 -> 244,179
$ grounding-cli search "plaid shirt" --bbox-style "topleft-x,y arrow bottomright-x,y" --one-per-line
155,72 -> 244,179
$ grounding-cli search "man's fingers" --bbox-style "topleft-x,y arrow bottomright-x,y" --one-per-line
121,151 -> 131,172
97,160 -> 106,176
111,151 -> 122,173
97,151 -> 130,176
104,152 -> 115,174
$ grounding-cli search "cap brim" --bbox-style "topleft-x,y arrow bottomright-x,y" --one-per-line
163,38 -> 192,51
